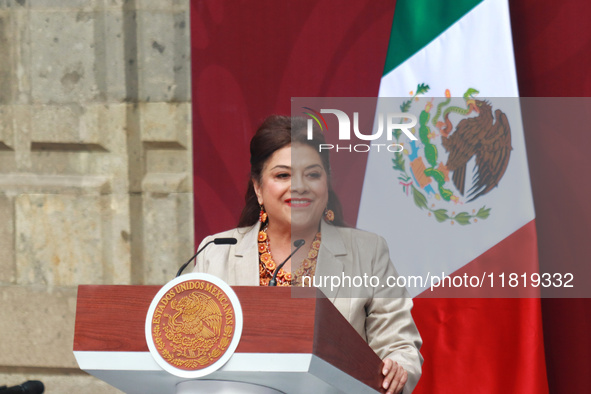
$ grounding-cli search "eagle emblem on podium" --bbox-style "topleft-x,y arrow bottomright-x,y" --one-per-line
164,292 -> 224,360
147,275 -> 241,376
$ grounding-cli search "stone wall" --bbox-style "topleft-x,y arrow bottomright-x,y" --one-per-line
0,0 -> 193,392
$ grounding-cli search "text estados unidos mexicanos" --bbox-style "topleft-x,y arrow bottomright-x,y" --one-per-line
302,272 -> 574,292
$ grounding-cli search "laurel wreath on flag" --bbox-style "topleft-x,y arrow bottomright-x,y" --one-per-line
392,83 -> 491,225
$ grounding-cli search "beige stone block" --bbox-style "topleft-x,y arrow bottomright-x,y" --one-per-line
0,11 -> 15,105
12,6 -> 32,105
5,182 -> 131,285
142,173 -> 190,193
96,10 -> 126,101
0,174 -> 110,195
142,191 -> 194,284
0,286 -> 78,368
100,0 -> 126,10
0,150 -> 17,173
100,193 -> 132,285
137,9 -> 191,102
93,103 -> 130,193
0,108 -> 16,169
29,10 -> 98,104
0,105 -> 15,149
0,0 -> 193,385
15,194 -> 104,286
25,102 -> 125,172
144,148 -> 191,175
11,104 -> 32,171
30,104 -> 104,147
0,1 -> 27,9
136,0 -> 188,12
139,102 -> 192,179
139,102 -> 190,147
95,103 -> 128,154
27,0 -> 96,10
0,194 -> 15,283
19,0 -> 126,11
0,370 -> 122,394
23,104 -> 129,183
8,103 -> 129,174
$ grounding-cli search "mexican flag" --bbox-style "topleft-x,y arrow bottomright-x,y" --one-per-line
356,0 -> 549,392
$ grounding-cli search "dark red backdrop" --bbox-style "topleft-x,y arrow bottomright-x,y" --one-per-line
509,1 -> 591,392
190,1 -> 591,392
190,0 -> 391,238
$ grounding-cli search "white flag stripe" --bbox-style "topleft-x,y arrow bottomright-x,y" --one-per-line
379,0 -> 519,98
358,0 -> 535,297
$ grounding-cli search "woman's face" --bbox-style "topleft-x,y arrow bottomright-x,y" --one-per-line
254,143 -> 329,234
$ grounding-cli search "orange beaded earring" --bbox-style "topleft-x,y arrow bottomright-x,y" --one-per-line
259,205 -> 268,223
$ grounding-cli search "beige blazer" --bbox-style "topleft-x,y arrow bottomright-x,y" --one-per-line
194,221 -> 423,393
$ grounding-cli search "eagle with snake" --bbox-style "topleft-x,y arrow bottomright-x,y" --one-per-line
440,99 -> 512,202
165,292 -> 222,344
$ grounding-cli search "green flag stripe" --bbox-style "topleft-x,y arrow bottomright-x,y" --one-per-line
383,0 -> 483,77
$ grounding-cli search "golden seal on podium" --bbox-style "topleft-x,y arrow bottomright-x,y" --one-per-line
145,273 -> 243,378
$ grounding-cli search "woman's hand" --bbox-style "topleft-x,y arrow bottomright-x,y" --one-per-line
381,358 -> 407,394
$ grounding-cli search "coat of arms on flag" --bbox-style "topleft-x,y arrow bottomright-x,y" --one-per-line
392,84 -> 513,225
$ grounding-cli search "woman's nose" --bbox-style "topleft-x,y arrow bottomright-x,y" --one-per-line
291,173 -> 307,193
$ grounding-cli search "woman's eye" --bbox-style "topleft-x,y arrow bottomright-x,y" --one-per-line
307,172 -> 322,179
276,173 -> 290,179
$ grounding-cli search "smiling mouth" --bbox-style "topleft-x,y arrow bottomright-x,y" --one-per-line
286,198 -> 312,207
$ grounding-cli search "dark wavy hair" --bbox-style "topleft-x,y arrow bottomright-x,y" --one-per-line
237,115 -> 346,227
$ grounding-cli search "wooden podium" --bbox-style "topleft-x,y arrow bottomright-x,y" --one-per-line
74,285 -> 384,394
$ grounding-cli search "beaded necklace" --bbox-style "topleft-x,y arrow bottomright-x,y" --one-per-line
258,225 -> 321,286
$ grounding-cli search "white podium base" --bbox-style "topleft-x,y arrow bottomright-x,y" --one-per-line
75,351 -> 380,393
176,380 -> 283,394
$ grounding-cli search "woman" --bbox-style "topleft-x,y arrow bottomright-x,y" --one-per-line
194,115 -> 422,393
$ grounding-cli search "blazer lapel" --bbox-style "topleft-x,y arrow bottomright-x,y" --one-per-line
315,221 -> 348,302
229,225 -> 260,285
